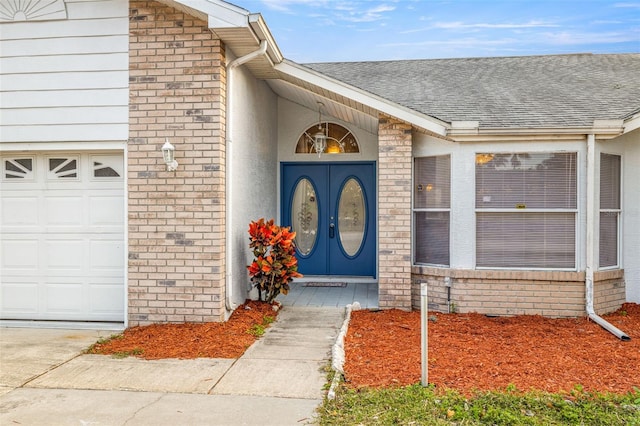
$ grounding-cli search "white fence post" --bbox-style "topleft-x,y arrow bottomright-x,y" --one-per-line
421,282 -> 428,387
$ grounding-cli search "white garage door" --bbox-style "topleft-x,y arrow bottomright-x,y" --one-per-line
1,152 -> 125,322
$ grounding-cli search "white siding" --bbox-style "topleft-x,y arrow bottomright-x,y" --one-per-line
0,0 -> 128,144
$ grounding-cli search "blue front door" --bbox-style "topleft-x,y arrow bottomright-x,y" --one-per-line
281,162 -> 376,277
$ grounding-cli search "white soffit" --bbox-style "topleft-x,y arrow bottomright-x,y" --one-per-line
267,79 -> 379,135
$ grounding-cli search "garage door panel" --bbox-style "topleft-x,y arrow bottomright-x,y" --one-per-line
1,282 -> 39,315
46,240 -> 85,271
45,282 -> 84,314
45,196 -> 84,226
89,282 -> 125,315
90,240 -> 124,271
90,195 -> 124,226
1,197 -> 39,227
2,239 -> 39,270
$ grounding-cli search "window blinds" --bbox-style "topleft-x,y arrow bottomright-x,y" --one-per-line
476,152 -> 577,269
414,155 -> 450,265
599,153 -> 621,268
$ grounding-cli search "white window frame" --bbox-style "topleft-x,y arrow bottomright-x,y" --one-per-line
599,152 -> 622,270
475,151 -> 579,271
413,155 -> 451,267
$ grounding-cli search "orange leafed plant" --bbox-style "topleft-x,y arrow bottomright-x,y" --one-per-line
247,218 -> 303,303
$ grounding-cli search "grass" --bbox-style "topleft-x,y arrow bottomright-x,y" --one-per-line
247,314 -> 276,337
84,333 -> 123,354
318,383 -> 640,425
111,348 -> 144,359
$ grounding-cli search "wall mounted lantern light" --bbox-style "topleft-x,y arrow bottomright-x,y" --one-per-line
312,102 -> 328,157
161,139 -> 179,171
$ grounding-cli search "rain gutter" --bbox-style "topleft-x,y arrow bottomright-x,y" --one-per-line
224,39 -> 268,314
585,133 -> 630,341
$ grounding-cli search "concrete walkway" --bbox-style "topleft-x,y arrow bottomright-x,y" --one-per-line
0,306 -> 345,425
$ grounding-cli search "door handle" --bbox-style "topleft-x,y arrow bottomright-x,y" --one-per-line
329,223 -> 335,238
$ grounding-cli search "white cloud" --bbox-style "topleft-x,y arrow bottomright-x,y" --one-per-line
433,20 -> 559,30
541,30 -> 640,45
614,2 -> 640,8
260,0 -> 329,13
381,37 -> 517,48
336,3 -> 396,23
261,0 -> 396,22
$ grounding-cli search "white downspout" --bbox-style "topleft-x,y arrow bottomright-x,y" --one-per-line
585,133 -> 630,341
224,40 -> 268,314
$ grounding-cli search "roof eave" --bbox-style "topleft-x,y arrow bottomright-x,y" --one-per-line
623,112 -> 640,134
160,0 -> 283,75
448,119 -> 625,142
276,60 -> 450,137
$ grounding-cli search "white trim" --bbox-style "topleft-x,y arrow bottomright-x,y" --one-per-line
123,142 -> 129,328
623,113 -> 640,134
0,141 -> 126,152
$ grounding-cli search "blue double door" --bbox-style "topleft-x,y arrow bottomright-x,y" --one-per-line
281,162 -> 376,277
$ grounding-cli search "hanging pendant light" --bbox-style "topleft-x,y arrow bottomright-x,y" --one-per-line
312,102 -> 327,157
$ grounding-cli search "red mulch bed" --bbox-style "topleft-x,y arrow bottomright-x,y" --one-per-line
88,298 -> 640,396
344,303 -> 640,395
88,300 -> 278,359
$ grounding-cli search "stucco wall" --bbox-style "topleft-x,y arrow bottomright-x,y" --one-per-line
228,52 -> 279,306
620,128 -> 640,303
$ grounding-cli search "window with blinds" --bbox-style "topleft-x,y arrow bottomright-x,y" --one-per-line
476,152 -> 577,269
414,155 -> 450,266
599,153 -> 621,269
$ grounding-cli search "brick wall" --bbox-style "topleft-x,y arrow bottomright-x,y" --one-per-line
593,269 -> 626,314
128,2 -> 227,325
378,115 -> 413,309
412,266 -> 625,317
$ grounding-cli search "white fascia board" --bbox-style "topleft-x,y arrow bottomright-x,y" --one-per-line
276,60 -> 449,136
171,1 -> 284,65
171,0 -> 249,27
449,120 -> 625,142
248,13 -> 283,64
623,113 -> 640,134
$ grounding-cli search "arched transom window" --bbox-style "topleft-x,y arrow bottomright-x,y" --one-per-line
295,123 -> 359,155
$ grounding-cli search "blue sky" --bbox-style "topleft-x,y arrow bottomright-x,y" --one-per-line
246,1 -> 640,63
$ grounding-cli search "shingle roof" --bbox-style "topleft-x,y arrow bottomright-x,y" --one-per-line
304,53 -> 640,129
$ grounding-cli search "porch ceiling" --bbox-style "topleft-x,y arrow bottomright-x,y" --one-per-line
266,78 -> 380,136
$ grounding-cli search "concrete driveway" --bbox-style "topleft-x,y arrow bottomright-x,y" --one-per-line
0,327 -> 111,396
0,307 -> 344,425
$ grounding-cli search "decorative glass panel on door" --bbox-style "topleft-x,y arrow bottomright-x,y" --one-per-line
338,178 -> 366,256
3,158 -> 34,180
48,157 -> 78,179
291,178 -> 318,256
